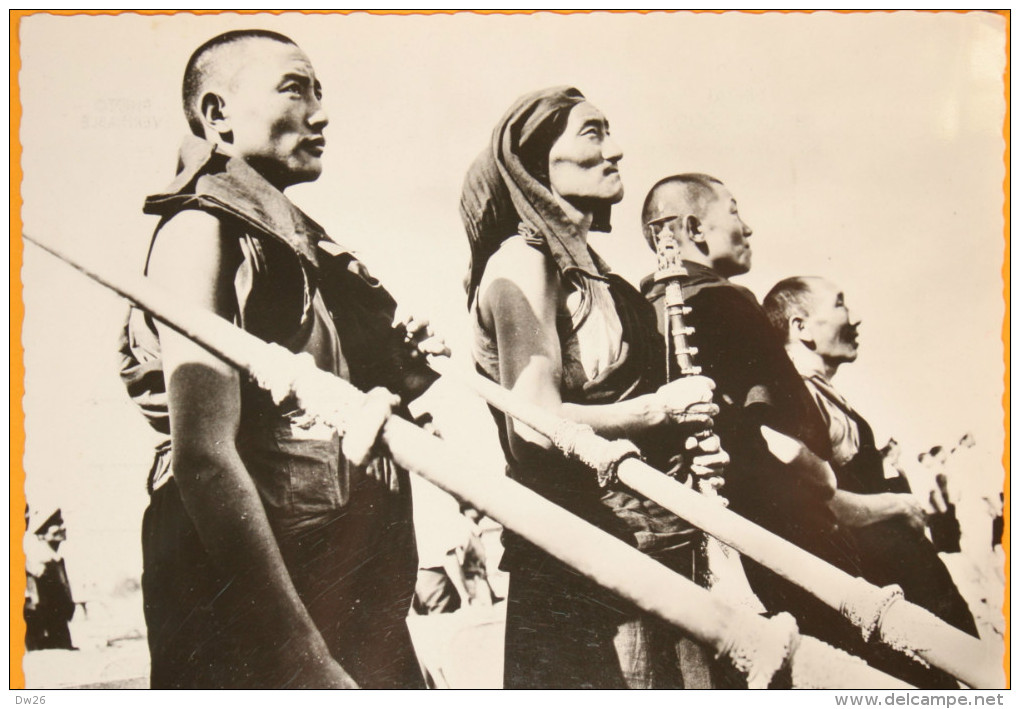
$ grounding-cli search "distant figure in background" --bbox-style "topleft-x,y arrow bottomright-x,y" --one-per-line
25,509 -> 77,651
942,433 -> 1002,559
407,480 -> 503,690
884,442 -> 959,553
412,501 -> 500,615
931,433 -> 1005,645
926,461 -> 964,554
991,493 -> 1004,551
763,276 -> 977,687
878,438 -> 911,487
410,477 -> 481,616
457,504 -> 501,609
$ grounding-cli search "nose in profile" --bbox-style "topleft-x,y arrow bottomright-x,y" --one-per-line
308,98 -> 329,131
603,133 -> 623,164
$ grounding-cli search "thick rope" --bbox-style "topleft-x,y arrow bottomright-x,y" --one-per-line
546,418 -> 641,487
249,347 -> 358,427
718,612 -> 799,689
792,636 -> 905,689
839,579 -> 906,644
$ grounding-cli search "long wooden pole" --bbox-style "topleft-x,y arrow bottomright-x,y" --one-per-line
23,234 -> 906,689
427,356 -> 999,689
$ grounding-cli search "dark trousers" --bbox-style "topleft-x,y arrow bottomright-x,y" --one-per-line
142,477 -> 423,689
24,610 -> 74,651
504,553 -> 629,689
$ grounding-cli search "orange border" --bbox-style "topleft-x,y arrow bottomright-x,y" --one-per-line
3,8 -> 1000,18
1000,9 -> 1011,690
11,10 -> 26,691
8,8 -> 1011,690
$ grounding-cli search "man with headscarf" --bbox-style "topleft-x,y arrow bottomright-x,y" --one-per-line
463,89 -> 723,688
763,276 -> 979,687
118,30 -> 443,688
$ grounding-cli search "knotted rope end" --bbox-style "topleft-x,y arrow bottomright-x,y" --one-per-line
839,580 -> 905,644
548,420 -> 641,488
718,611 -> 799,689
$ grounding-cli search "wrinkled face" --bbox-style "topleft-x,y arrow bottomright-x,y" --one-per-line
699,185 -> 753,277
217,39 -> 328,189
547,101 -> 624,207
803,280 -> 861,365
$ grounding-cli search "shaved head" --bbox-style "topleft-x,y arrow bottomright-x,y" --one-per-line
641,173 -> 723,247
641,173 -> 753,277
765,276 -> 861,372
763,276 -> 819,342
182,29 -> 297,136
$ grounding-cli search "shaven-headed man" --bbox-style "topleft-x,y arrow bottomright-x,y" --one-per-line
119,30 -> 437,688
763,276 -> 978,687
639,174 -> 871,657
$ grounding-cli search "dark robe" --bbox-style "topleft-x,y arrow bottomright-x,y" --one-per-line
493,270 -> 696,688
120,136 -> 431,689
813,386 -> 978,687
645,263 -> 980,687
643,264 -> 868,653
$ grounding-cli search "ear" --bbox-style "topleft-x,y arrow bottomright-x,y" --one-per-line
199,90 -> 231,139
791,315 -> 814,347
684,215 -> 704,243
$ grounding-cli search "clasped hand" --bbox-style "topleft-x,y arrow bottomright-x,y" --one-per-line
892,493 -> 927,534
393,307 -> 451,359
340,308 -> 449,474
654,375 -> 729,491
654,375 -> 719,428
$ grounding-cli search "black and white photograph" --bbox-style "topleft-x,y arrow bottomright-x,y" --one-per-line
12,9 -> 1008,696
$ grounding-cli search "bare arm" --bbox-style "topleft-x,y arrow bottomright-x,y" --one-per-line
478,239 -> 713,460
828,490 -> 926,532
759,425 -> 838,499
148,211 -> 356,688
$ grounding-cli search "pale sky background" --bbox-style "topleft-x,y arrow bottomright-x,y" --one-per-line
16,11 -> 1007,599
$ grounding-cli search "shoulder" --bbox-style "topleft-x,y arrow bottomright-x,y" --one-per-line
477,236 -> 558,317
482,235 -> 555,282
149,209 -> 233,262
690,280 -> 765,321
147,209 -> 243,298
685,280 -> 739,319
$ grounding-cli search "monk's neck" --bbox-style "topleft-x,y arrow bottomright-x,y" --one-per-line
679,251 -> 719,276
786,344 -> 840,382
552,194 -> 594,237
